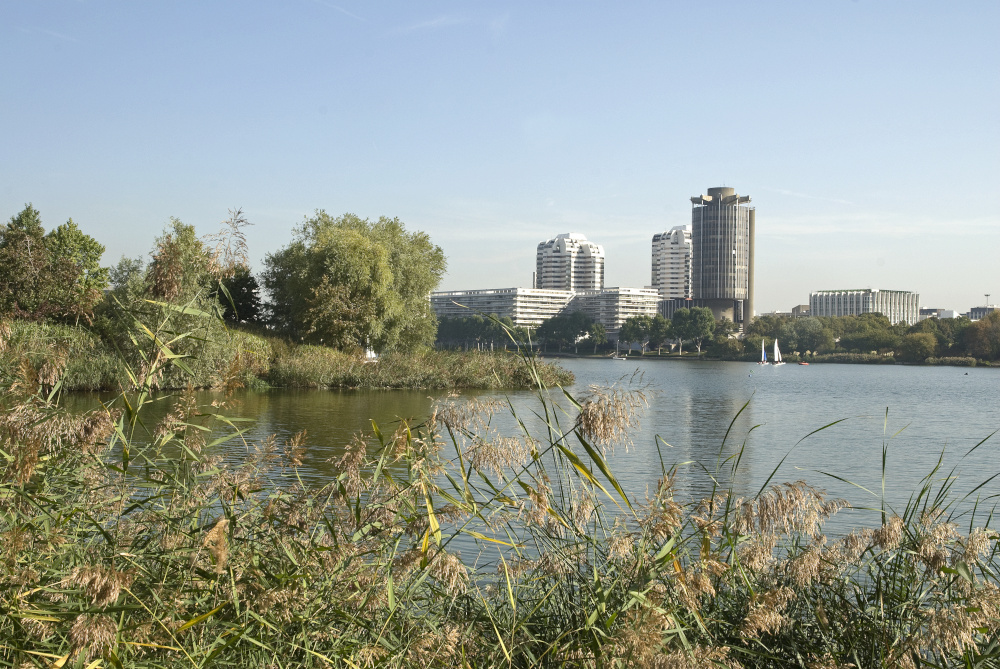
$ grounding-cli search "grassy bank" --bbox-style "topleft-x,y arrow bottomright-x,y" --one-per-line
0,319 -> 572,391
2,339 -> 1000,667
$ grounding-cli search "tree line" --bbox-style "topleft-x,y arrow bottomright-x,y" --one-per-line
0,205 -> 446,355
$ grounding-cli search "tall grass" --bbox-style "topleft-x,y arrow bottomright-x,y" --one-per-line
2,311 -> 1000,667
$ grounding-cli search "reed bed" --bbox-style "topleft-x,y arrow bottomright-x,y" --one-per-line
0,319 -> 571,392
2,316 -> 1000,667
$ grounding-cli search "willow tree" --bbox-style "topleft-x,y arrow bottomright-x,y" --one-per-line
263,212 -> 446,352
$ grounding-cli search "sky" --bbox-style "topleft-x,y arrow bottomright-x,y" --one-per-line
2,1 -> 998,314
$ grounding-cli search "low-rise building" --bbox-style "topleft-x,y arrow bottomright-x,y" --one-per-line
429,288 -> 574,328
809,289 -> 920,325
969,305 -> 999,321
570,287 -> 660,337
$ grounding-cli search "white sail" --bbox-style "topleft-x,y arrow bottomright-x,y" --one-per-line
773,339 -> 785,365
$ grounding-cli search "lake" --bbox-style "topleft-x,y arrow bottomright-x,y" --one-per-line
64,358 -> 1000,531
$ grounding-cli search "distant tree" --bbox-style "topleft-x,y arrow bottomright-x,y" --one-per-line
898,332 -> 938,362
672,307 -> 715,355
218,266 -> 262,325
263,212 -> 445,352
963,311 -> 1000,361
537,311 -> 591,352
619,315 -> 652,353
588,322 -> 607,354
0,204 -> 108,323
648,315 -> 671,353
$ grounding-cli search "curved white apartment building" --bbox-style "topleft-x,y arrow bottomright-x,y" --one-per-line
535,233 -> 605,292
651,225 -> 692,299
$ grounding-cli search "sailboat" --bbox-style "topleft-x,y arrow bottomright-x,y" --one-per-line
758,339 -> 768,365
772,339 -> 785,366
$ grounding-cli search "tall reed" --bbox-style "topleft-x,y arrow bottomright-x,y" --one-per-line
2,310 -> 999,667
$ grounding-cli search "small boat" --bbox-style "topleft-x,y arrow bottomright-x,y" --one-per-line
612,354 -> 627,361
757,339 -> 768,365
772,339 -> 785,366
799,361 -> 809,366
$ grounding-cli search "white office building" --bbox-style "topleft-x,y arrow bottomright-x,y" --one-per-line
429,288 -> 574,328
535,233 -> 605,292
809,289 -> 920,325
571,287 -> 661,337
651,225 -> 692,299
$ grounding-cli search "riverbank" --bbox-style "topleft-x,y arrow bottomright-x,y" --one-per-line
538,349 -> 993,367
0,319 -> 572,391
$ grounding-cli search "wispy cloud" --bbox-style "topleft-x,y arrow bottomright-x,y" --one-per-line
18,26 -> 81,44
390,15 -> 470,34
309,0 -> 366,22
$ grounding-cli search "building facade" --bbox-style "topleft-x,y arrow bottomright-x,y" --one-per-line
690,187 -> 755,328
571,287 -> 661,337
809,289 -> 920,325
535,233 -> 605,292
429,288 -> 574,328
651,225 -> 692,299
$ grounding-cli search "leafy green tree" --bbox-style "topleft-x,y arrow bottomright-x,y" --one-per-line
648,315 -> 671,353
963,311 -> 1000,361
263,212 -> 445,352
898,332 -> 938,362
537,311 -> 592,352
45,219 -> 109,320
672,307 -> 715,355
0,205 -> 109,323
618,315 -> 652,353
588,322 -> 607,354
217,266 -> 262,325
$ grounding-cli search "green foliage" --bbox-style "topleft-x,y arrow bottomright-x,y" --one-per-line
898,332 -> 938,362
217,265 -> 262,324
671,306 -> 715,354
3,321 -> 1000,666
436,314 -> 530,350
263,212 -> 446,352
618,314 -> 652,351
537,311 -> 592,352
963,312 -> 1000,361
588,321 -> 608,353
0,204 -> 109,323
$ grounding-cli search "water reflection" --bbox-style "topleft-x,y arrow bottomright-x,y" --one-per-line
60,360 -> 1000,535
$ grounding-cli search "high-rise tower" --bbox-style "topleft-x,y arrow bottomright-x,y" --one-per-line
535,233 -> 605,291
651,225 -> 692,299
690,187 -> 755,329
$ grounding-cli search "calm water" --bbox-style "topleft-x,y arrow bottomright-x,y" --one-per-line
64,359 -> 1000,529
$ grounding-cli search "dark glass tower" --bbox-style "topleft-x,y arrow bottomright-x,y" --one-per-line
690,186 -> 755,328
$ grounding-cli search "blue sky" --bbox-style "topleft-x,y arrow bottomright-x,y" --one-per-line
2,1 -> 997,313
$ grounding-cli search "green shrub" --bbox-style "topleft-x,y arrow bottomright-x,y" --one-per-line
926,356 -> 977,367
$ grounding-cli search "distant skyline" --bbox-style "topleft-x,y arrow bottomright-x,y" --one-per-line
2,2 -> 997,313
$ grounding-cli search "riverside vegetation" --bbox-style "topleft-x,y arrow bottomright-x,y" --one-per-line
3,305 -> 1000,667
0,204 -> 571,391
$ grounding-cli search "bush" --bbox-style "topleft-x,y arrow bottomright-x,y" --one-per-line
926,356 -> 977,367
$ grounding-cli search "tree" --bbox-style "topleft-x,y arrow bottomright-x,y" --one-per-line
588,322 -> 607,354
44,219 -> 109,322
0,205 -> 109,323
898,332 -> 938,362
963,312 -> 1000,361
619,315 -> 652,353
263,212 -> 446,352
217,266 -> 262,325
537,311 -> 592,352
672,307 -> 715,355
648,315 -> 671,353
